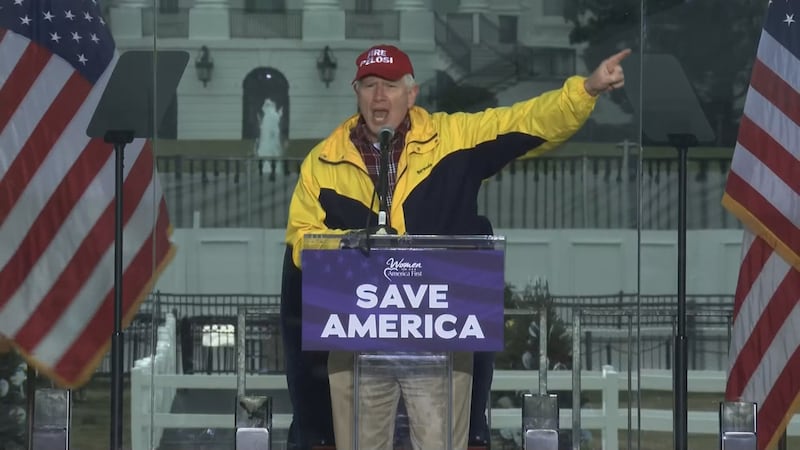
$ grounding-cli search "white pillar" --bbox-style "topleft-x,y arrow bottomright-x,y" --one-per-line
189,0 -> 230,39
109,0 -> 147,39
302,0 -> 344,42
395,0 -> 433,43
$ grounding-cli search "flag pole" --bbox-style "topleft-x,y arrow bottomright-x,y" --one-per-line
105,130 -> 135,450
668,133 -> 696,450
26,364 -> 36,450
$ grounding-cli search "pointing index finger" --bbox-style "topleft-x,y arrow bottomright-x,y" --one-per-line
606,48 -> 632,67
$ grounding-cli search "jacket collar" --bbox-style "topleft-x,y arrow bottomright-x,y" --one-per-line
318,106 -> 438,164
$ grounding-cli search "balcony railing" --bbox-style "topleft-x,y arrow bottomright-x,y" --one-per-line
229,9 -> 303,39
141,7 -> 190,38
345,11 -> 400,40
154,154 -> 738,230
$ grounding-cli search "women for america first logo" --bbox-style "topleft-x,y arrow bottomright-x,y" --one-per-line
384,257 -> 422,280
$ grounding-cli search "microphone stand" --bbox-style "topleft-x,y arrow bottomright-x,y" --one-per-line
377,133 -> 390,230
353,129 -> 393,255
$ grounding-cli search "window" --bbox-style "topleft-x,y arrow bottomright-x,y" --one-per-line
524,47 -> 576,79
355,0 -> 373,13
245,0 -> 286,13
498,15 -> 518,44
159,0 -> 179,13
542,0 -> 564,17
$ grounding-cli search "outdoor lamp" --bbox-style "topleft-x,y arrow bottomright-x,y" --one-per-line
317,45 -> 337,87
195,45 -> 214,87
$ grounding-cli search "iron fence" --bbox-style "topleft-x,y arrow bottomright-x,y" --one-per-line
155,154 -> 738,230
505,292 -> 733,372
100,291 -> 734,376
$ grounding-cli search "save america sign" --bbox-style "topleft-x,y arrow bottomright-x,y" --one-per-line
301,248 -> 504,351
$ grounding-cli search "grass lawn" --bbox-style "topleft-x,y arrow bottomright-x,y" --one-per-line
69,376 -> 131,450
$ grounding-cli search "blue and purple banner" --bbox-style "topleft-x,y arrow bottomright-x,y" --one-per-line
301,248 -> 504,351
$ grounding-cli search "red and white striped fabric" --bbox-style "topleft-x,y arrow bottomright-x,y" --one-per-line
723,1 -> 800,449
726,232 -> 800,449
0,2 -> 174,387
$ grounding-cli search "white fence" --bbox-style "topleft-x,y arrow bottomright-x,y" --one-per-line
130,365 -> 800,450
128,311 -> 800,449
130,314 -> 177,450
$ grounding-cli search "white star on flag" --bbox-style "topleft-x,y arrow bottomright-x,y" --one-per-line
0,0 -> 175,388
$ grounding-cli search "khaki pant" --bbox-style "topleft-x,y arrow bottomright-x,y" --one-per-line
329,351 -> 474,450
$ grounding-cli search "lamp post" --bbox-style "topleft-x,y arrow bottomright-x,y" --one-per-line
317,45 -> 337,87
195,45 -> 214,87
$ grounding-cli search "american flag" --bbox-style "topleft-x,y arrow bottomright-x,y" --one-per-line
723,0 -> 800,448
0,0 -> 174,387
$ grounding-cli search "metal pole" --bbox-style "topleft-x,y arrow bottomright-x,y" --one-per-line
627,313 -> 633,450
237,308 -> 247,400
27,364 -> 36,450
104,130 -> 133,450
674,142 -> 689,450
111,142 -> 125,450
571,312 -> 581,450
246,158 -> 253,227
539,306 -> 548,395
778,431 -> 787,450
581,154 -> 589,227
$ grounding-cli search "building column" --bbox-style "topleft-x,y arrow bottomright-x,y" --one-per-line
458,0 -> 489,44
394,0 -> 433,44
302,0 -> 344,42
189,0 -> 231,40
109,0 -> 147,39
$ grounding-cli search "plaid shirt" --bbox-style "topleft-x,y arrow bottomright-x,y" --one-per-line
350,115 -> 411,214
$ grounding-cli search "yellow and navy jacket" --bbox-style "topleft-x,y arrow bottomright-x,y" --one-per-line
285,75 -> 597,269
278,76 -> 597,443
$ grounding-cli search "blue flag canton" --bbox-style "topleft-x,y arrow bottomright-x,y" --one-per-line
764,0 -> 799,59
0,0 -> 115,84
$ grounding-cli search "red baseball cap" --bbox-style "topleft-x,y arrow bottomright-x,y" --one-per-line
353,44 -> 414,82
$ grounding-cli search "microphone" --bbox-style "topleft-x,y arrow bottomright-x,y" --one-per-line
378,127 -> 394,149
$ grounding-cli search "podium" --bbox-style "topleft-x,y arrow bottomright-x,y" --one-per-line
302,234 -> 505,450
